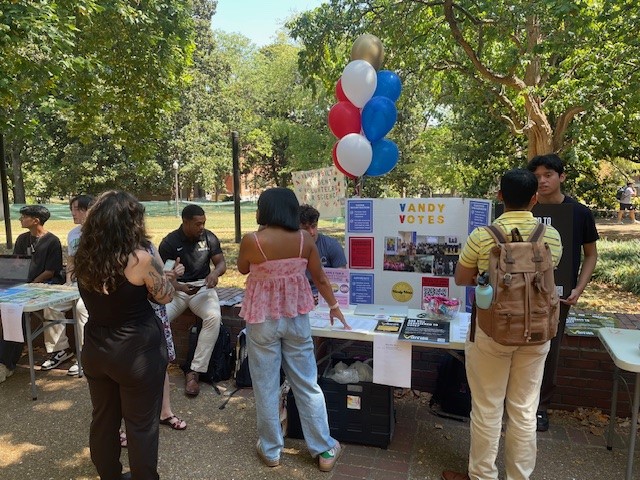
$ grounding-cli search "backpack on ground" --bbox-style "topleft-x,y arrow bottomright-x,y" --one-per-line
616,186 -> 626,201
429,352 -> 471,420
219,328 -> 251,410
234,328 -> 252,388
472,223 -> 559,346
181,323 -> 234,384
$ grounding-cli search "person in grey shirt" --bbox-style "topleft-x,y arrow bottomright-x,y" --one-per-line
617,181 -> 639,224
299,204 -> 347,297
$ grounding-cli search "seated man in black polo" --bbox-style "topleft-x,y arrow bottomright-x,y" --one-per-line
0,205 -> 64,383
159,204 -> 227,397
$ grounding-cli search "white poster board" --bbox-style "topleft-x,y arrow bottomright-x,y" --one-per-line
345,198 -> 492,310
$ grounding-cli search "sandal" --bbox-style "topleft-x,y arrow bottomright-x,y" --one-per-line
159,415 -> 187,430
119,428 -> 127,448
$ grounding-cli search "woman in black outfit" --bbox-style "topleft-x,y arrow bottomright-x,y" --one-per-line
74,191 -> 174,480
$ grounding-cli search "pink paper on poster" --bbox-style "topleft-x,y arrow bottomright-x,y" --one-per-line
318,268 -> 350,308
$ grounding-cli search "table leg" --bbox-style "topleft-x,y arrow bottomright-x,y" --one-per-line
625,373 -> 640,480
72,302 -> 83,378
607,365 -> 620,450
24,312 -> 37,400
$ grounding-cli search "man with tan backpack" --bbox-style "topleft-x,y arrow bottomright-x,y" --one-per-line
442,169 -> 563,480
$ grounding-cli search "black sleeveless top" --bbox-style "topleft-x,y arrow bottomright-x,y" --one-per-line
79,277 -> 155,328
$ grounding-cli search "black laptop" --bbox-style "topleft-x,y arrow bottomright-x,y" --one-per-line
0,254 -> 31,289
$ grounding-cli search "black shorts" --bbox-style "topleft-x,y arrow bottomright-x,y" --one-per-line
620,203 -> 635,211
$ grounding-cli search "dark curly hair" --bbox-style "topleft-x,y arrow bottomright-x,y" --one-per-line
74,191 -> 150,293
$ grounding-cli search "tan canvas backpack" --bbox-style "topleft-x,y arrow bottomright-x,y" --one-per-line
471,223 -> 560,346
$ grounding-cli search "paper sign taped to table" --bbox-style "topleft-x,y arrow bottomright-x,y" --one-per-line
1,303 -> 24,342
373,334 -> 411,388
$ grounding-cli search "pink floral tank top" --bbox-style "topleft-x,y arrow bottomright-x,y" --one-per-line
239,230 -> 315,323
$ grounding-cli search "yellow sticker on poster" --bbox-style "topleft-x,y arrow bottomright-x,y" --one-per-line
391,281 -> 413,302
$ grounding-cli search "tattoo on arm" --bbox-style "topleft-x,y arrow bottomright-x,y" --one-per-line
147,258 -> 174,300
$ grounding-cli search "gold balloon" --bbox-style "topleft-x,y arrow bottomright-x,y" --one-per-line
350,34 -> 385,71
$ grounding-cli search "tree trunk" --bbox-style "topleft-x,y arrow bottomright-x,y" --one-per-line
9,139 -> 26,203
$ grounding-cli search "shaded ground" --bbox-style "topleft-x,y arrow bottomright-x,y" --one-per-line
1,366 -> 639,480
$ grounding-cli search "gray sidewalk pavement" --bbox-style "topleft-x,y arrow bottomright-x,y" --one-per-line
1,362 -> 638,480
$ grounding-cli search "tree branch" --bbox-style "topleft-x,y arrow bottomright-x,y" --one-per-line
553,106 -> 585,151
442,0 -> 525,89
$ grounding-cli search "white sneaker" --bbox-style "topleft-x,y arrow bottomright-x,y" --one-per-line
318,442 -> 343,472
67,362 -> 80,376
41,349 -> 74,371
0,363 -> 14,383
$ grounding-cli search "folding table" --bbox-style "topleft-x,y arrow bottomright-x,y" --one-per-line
0,283 -> 81,400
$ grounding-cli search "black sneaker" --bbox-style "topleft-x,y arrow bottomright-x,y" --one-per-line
536,410 -> 549,432
41,349 -> 74,371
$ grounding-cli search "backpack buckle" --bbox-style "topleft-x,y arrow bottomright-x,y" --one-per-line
503,273 -> 512,285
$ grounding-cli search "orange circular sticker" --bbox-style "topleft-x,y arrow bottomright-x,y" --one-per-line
391,281 -> 413,303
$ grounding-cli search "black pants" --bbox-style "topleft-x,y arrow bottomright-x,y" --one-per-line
0,339 -> 24,370
538,302 -> 571,411
82,317 -> 167,480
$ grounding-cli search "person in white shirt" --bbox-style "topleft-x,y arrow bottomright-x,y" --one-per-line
41,194 -> 93,375
617,181 -> 639,224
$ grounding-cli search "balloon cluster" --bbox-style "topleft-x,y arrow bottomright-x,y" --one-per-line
328,34 -> 402,179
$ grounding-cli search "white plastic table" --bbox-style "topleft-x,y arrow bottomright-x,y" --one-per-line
0,283 -> 81,400
598,327 -> 640,480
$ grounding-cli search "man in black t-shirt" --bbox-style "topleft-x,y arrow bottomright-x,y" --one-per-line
0,205 -> 66,384
527,154 -> 599,432
159,204 -> 227,397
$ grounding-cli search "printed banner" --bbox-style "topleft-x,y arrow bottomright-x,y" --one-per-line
292,166 -> 346,218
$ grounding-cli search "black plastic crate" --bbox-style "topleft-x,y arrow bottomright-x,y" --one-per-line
286,357 -> 395,448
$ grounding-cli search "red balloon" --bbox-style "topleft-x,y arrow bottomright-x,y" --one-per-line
328,101 -> 361,138
332,142 -> 357,179
335,78 -> 348,102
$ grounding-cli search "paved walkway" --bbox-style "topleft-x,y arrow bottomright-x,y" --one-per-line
1,361 -> 639,480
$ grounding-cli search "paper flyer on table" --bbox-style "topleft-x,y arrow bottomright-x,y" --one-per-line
309,310 -> 377,332
373,335 -> 412,387
1,303 -> 24,342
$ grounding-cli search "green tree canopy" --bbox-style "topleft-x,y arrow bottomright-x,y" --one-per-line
288,0 -> 640,189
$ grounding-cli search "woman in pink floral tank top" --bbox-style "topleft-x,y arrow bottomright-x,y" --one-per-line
238,187 -> 350,472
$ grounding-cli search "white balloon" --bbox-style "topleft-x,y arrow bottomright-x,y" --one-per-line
341,60 -> 377,108
336,133 -> 373,177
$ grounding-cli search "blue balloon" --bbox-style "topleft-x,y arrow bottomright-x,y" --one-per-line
374,70 -> 402,102
361,96 -> 397,143
365,139 -> 399,177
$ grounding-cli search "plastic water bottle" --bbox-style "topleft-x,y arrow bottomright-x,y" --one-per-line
475,272 -> 493,309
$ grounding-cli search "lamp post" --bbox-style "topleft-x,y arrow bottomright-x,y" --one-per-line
172,160 -> 179,217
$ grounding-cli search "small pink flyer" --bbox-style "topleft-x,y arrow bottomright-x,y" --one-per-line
317,267 -> 350,308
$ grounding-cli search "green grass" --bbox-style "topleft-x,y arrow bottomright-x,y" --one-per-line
0,203 -> 344,290
4,205 -> 639,297
591,239 -> 640,295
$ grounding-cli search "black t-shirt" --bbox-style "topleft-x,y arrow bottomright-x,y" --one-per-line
158,228 -> 223,283
14,231 -> 63,283
563,196 -> 599,285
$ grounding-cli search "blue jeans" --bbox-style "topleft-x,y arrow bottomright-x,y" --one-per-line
247,314 -> 337,460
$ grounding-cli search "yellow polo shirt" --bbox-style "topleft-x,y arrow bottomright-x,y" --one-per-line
459,211 -> 563,273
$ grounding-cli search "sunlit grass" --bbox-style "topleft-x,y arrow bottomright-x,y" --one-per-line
3,208 -> 639,312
